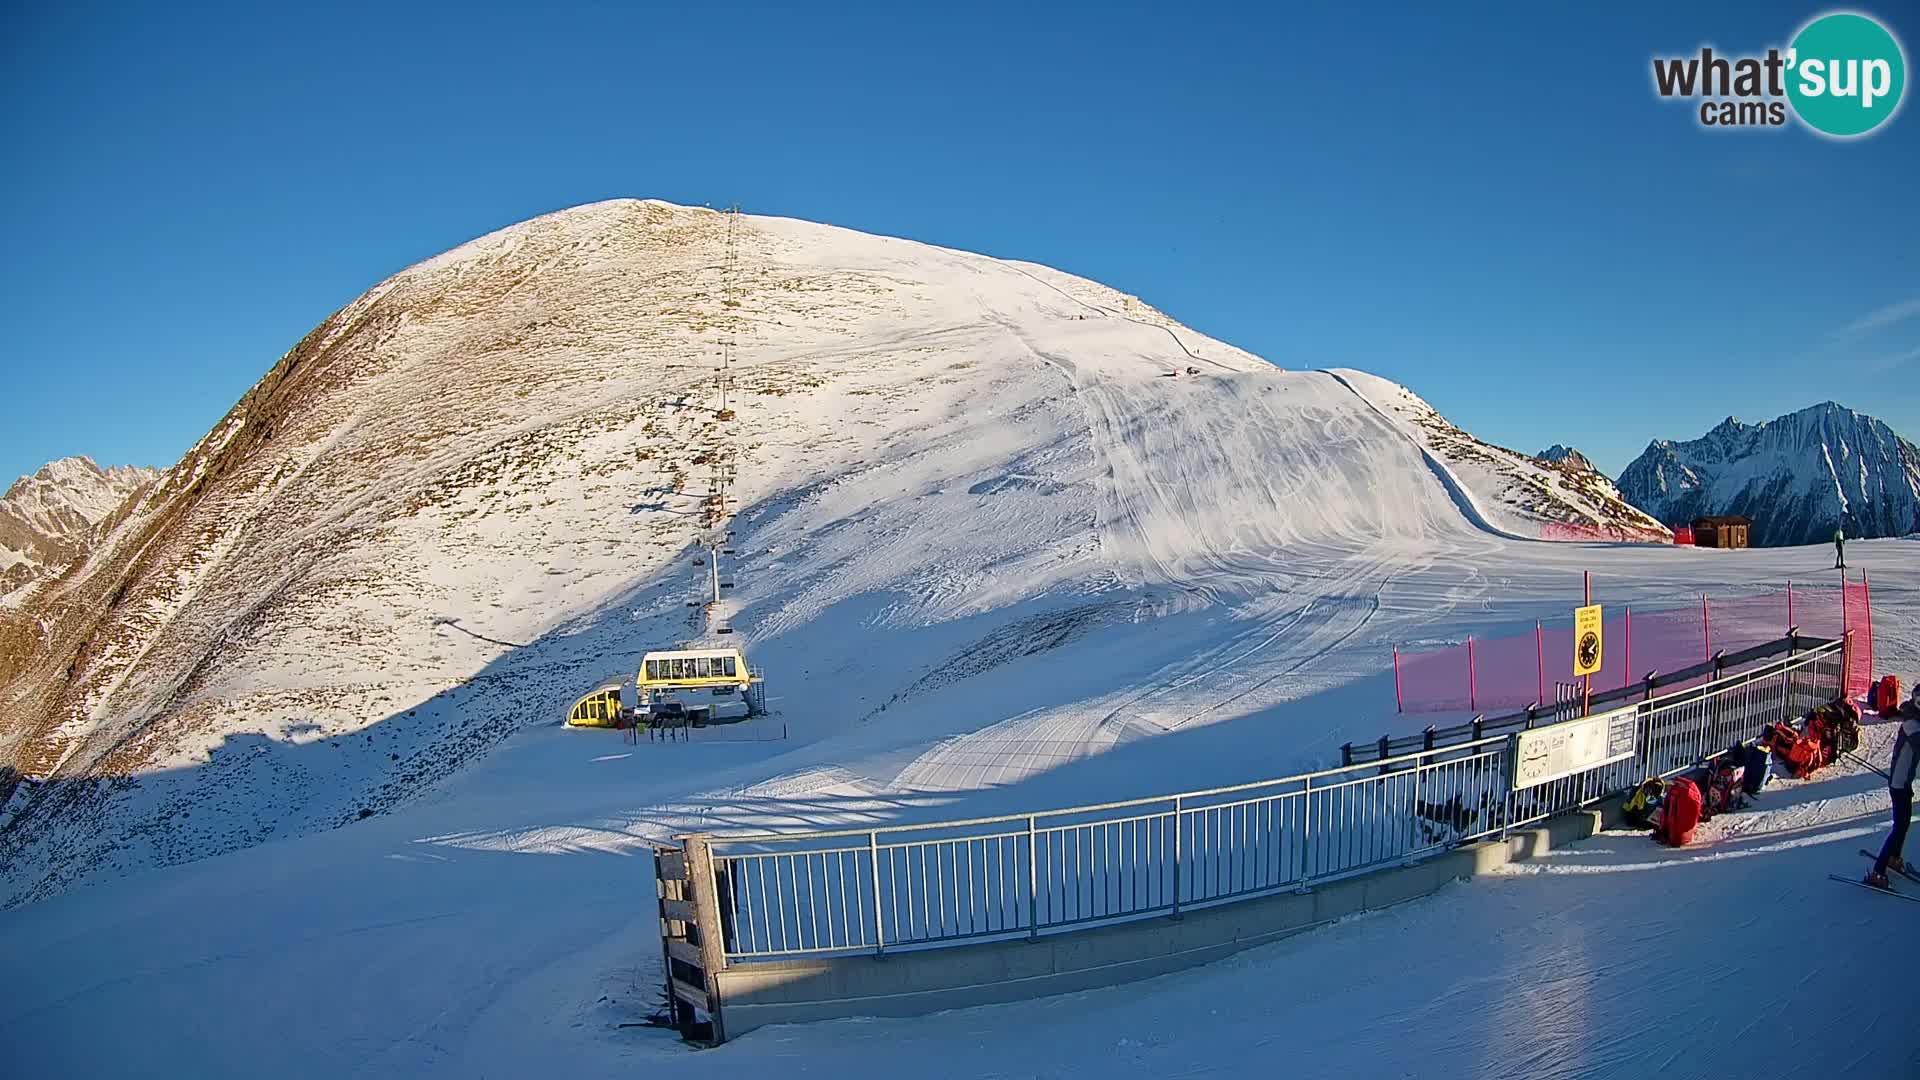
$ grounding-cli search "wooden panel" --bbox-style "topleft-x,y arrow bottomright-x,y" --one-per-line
684,837 -> 730,1044
655,850 -> 689,881
671,977 -> 709,1008
661,897 -> 699,923
666,938 -> 704,967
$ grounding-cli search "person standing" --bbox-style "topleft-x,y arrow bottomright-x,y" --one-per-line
1834,527 -> 1846,569
1865,686 -> 1920,888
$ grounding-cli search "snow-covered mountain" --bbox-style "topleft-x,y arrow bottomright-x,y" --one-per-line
0,457 -> 154,604
1537,444 -> 1594,471
1617,403 -> 1920,546
3,200 -> 1919,1078
0,200 -> 1674,905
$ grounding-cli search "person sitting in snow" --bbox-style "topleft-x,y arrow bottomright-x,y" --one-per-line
1865,685 -> 1920,889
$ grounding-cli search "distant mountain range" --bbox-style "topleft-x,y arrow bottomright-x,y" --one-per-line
1,457 -> 155,604
1616,403 -> 1920,546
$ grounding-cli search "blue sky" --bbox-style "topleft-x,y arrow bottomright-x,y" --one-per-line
2,1 -> 1915,483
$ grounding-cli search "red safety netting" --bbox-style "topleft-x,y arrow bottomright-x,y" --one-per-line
1393,581 -> 1873,714
1845,577 -> 1874,699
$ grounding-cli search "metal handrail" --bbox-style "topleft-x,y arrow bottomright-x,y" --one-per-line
700,634 -> 1835,847
692,638 -> 1846,962
699,734 -> 1512,846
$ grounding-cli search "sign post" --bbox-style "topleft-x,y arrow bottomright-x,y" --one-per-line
1573,602 -> 1604,716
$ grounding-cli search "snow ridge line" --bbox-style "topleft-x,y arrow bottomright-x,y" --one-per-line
1321,370 -> 1533,543
993,260 -> 1239,373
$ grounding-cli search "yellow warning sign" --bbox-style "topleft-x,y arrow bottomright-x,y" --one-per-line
1573,604 -> 1604,677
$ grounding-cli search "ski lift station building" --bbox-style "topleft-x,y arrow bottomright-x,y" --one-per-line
565,683 -> 626,728
635,647 -> 765,725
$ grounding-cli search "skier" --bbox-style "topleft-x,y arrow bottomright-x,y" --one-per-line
1834,527 -> 1846,570
1865,685 -> 1920,889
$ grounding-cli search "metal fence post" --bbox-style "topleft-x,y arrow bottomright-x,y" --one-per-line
1297,778 -> 1312,887
1500,737 -> 1515,840
869,831 -> 885,956
1410,750 -> 1425,853
1468,637 -> 1478,712
1170,797 -> 1184,919
1024,816 -> 1040,940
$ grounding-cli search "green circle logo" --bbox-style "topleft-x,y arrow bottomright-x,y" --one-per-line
1787,12 -> 1907,137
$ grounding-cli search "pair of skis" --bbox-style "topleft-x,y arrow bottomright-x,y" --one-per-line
1828,850 -> 1920,903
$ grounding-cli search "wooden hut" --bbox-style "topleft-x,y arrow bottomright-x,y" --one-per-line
1690,515 -> 1752,549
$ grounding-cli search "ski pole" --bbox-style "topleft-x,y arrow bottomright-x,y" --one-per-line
1846,750 -> 1891,782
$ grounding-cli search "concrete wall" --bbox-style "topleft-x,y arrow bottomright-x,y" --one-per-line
712,801 -> 1619,1038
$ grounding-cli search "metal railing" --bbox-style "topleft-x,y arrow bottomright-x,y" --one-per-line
692,636 -> 1846,962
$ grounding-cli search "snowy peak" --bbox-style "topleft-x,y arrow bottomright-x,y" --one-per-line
1536,445 -> 1595,472
0,456 -> 155,602
1617,403 -> 1920,546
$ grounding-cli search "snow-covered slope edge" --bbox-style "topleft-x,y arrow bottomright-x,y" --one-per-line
1332,369 -> 1671,541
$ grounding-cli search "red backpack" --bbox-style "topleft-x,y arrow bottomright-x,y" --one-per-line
1875,676 -> 1902,717
1660,777 -> 1703,846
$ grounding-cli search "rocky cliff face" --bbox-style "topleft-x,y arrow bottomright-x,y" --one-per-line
1617,403 -> 1920,546
0,458 -> 155,603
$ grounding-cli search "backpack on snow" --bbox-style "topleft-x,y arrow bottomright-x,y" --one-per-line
1766,719 -> 1822,779
1813,698 -> 1861,758
1699,751 -> 1745,818
1875,676 -> 1903,717
1741,741 -> 1772,796
1623,778 -> 1665,828
1658,777 -> 1703,847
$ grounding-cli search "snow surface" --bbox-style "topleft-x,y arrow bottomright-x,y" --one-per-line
2,202 -> 1916,1078
1,547 -> 1913,1077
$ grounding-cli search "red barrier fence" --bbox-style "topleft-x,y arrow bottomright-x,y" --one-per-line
1392,575 -> 1875,714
